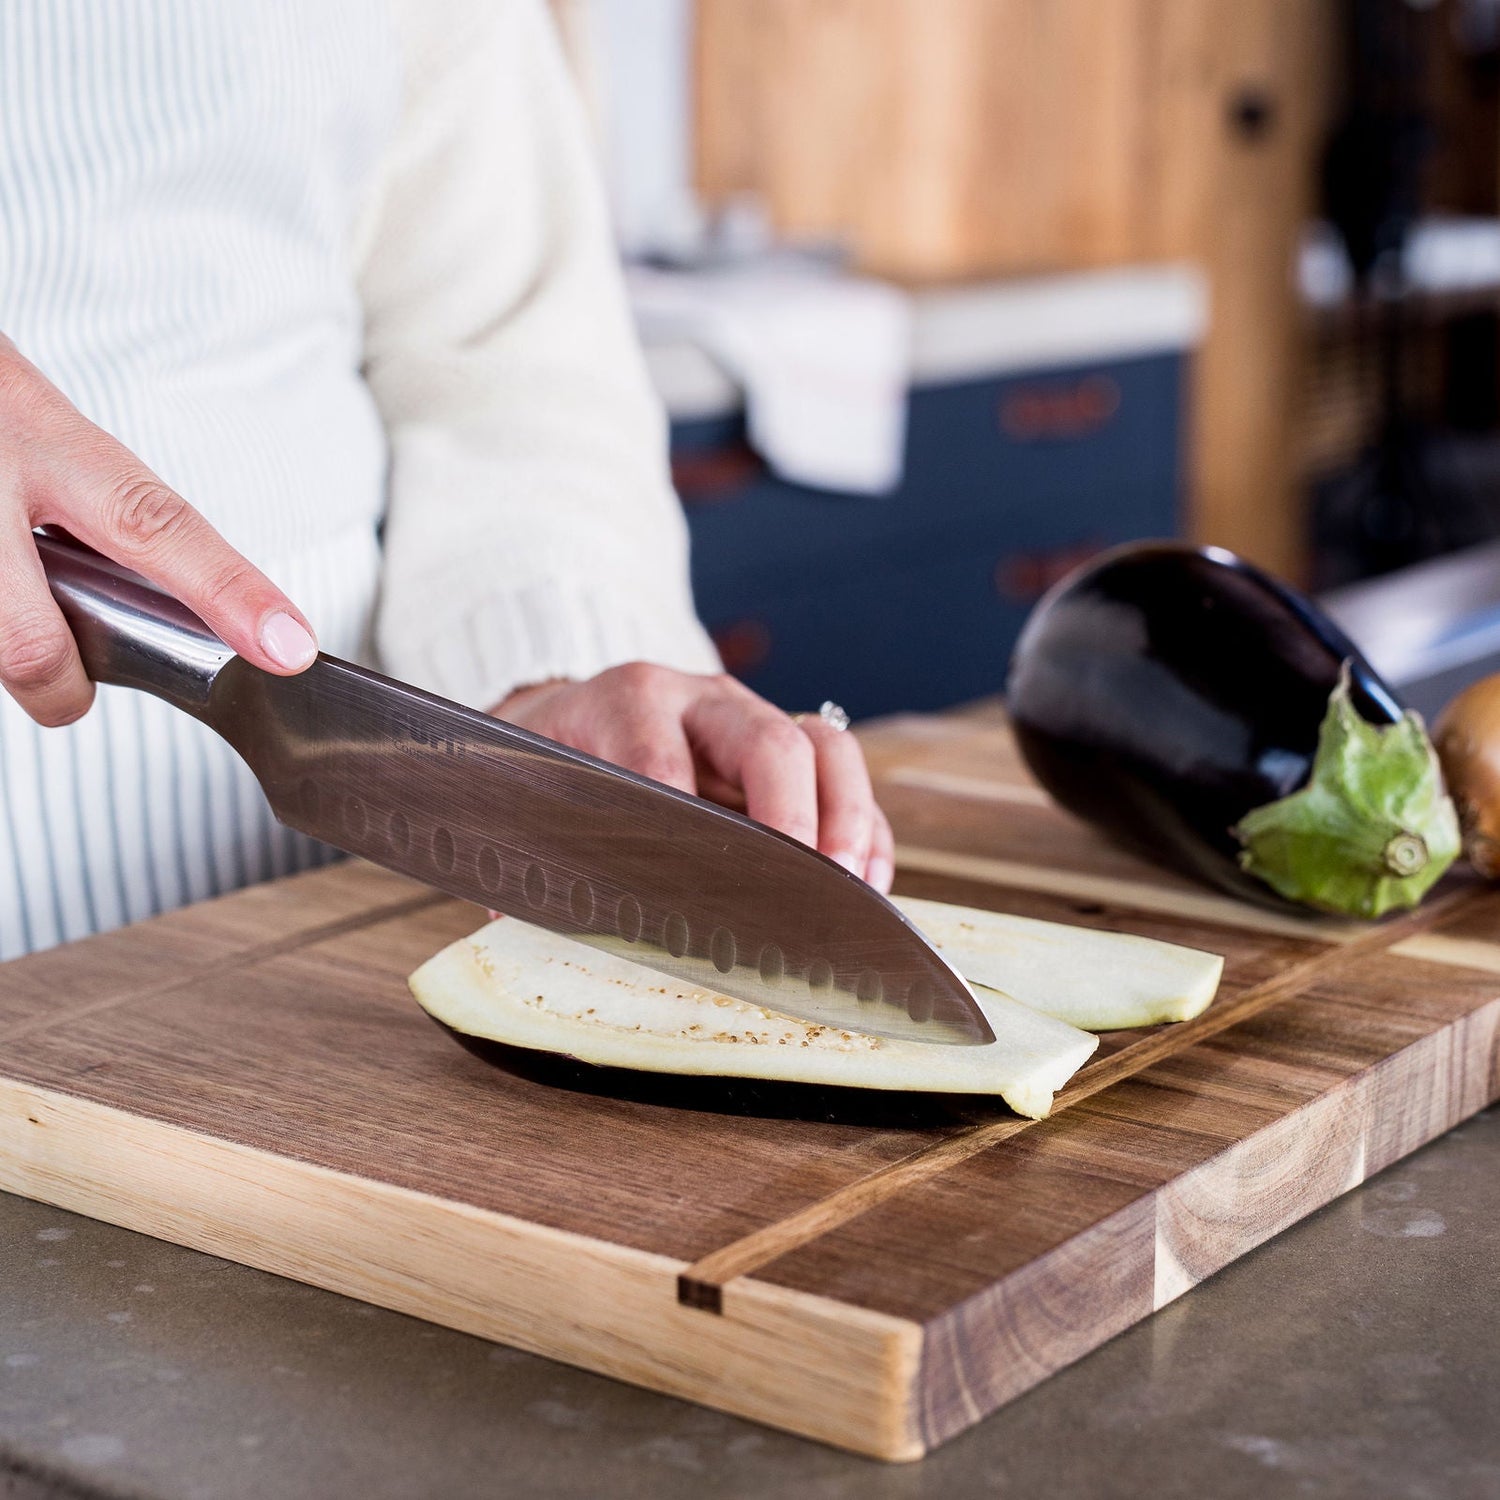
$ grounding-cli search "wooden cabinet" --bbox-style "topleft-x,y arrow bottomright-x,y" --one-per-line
696,0 -> 1150,281
693,0 -> 1336,580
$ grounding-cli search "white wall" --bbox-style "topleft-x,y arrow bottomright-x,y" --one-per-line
581,0 -> 698,255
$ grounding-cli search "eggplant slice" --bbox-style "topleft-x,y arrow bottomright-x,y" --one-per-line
435,1026 -> 1022,1128
409,902 -> 1224,1120
892,896 -> 1222,1030
412,918 -> 1091,1119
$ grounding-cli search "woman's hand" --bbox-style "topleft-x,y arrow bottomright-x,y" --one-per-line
493,664 -> 895,892
0,334 -> 319,726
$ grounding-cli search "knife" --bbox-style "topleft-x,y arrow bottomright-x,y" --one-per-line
38,533 -> 993,1046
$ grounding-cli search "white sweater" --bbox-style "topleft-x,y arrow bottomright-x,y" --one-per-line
359,0 -> 718,706
0,0 -> 718,960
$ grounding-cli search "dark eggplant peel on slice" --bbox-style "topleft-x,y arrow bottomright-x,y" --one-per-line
1008,542 -> 1460,920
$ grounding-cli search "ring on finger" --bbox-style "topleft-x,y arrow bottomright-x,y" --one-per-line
790,700 -> 850,733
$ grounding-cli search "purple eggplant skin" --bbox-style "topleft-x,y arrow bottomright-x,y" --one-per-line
433,1020 -> 997,1127
1006,541 -> 1405,911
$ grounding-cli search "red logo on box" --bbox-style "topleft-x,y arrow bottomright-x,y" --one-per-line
999,375 -> 1120,441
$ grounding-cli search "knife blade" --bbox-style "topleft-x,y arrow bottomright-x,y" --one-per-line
40,533 -> 993,1046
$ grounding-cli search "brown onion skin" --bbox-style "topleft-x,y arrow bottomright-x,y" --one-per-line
1433,675 -> 1500,880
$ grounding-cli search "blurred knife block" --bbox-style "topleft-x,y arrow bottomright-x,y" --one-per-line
693,0 -> 1335,581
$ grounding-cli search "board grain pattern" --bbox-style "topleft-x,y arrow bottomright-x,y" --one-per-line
2,708 -> 1498,1461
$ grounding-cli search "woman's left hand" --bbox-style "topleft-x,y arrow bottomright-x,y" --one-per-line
492,663 -> 894,893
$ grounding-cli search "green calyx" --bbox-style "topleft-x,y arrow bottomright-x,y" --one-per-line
1233,666 -> 1461,920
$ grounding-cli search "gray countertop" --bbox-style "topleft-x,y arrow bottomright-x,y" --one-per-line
2,1108 -> 1497,1500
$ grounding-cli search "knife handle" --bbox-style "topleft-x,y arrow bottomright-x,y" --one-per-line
36,532 -> 236,719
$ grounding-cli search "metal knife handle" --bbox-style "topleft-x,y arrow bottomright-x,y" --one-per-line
37,533 -> 237,719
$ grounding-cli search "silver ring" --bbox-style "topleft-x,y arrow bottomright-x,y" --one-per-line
794,700 -> 850,733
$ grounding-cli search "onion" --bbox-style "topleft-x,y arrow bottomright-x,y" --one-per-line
1433,675 -> 1500,879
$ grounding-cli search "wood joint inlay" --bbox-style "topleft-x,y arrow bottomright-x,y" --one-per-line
676,884 -> 1488,1310
892,844 -> 1363,940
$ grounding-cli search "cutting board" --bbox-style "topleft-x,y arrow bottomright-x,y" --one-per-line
2,706 -> 1498,1461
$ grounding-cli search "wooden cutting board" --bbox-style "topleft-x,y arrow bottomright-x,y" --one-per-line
2,705 -> 1498,1461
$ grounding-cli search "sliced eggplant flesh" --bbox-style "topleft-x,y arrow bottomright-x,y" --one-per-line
410,902 -> 1225,1120
411,917 -> 1093,1119
891,896 -> 1224,1030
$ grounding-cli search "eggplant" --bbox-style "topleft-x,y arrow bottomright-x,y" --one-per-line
1007,542 -> 1460,919
408,904 -> 1102,1120
432,1024 -> 1002,1129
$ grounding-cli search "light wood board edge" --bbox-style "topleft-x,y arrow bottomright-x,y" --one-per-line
915,995 -> 1500,1450
895,843 -> 1366,942
882,767 -> 1052,807
0,1081 -> 926,1462
1390,933 -> 1500,976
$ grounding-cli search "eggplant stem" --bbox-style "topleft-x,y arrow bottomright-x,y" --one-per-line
1233,667 -> 1460,918
1382,833 -> 1428,877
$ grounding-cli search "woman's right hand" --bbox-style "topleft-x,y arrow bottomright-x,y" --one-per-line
0,334 -> 319,726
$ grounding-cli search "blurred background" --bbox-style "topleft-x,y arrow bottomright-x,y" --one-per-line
554,0 -> 1500,721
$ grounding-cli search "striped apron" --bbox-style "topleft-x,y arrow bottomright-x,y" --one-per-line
0,1 -> 401,959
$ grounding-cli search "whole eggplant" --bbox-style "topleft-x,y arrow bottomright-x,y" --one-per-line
1006,542 -> 1459,918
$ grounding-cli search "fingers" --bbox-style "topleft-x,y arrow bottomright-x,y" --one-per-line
0,519 -> 93,725
685,687 -> 819,848
867,805 -> 895,893
679,678 -> 886,878
494,663 -> 894,891
499,663 -> 699,795
0,334 -> 318,677
607,708 -> 698,795
594,667 -> 699,793
52,472 -> 317,674
799,715 -> 877,876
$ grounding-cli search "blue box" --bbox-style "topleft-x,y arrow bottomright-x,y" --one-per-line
647,267 -> 1204,719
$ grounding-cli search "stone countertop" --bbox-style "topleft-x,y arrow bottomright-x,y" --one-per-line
1,1109 -> 1496,1500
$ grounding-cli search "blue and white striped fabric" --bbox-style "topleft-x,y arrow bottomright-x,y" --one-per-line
0,1 -> 402,959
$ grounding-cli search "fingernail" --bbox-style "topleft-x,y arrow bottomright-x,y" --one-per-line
260,612 -> 317,670
867,856 -> 894,893
831,850 -> 863,876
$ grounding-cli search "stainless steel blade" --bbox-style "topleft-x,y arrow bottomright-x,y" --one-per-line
205,656 -> 993,1045
37,532 -> 990,1045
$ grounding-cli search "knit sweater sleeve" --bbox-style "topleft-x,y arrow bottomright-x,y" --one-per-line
352,0 -> 720,710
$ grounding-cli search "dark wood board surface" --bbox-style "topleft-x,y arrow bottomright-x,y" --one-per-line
1,707 -> 1497,1460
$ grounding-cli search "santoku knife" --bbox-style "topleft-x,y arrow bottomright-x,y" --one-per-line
39,533 -> 993,1046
